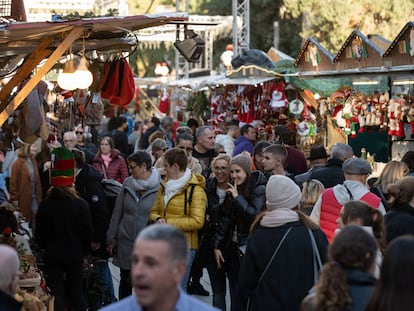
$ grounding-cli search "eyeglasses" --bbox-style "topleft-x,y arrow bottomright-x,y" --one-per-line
178,146 -> 193,152
213,166 -> 228,172
76,131 -> 83,135
128,164 -> 138,170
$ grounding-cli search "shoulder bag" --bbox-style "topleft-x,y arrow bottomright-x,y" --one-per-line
246,226 -> 292,311
308,228 -> 323,286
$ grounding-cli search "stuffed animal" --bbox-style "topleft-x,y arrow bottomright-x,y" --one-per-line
388,99 -> 398,136
408,104 -> 414,138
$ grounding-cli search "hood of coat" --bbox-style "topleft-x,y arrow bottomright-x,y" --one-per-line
250,170 -> 268,188
333,180 -> 369,205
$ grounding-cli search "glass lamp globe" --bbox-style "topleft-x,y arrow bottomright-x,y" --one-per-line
57,60 -> 77,90
74,56 -> 93,89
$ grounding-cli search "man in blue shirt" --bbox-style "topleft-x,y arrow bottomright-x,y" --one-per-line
101,224 -> 219,311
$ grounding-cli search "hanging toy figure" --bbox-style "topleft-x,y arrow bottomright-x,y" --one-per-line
270,82 -> 288,109
158,88 -> 170,114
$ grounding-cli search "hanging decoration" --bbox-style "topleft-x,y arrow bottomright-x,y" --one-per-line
289,99 -> 304,115
158,88 -> 170,114
100,58 -> 135,106
307,44 -> 321,67
351,36 -> 368,61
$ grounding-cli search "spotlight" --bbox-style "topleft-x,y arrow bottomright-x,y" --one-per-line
174,29 -> 205,63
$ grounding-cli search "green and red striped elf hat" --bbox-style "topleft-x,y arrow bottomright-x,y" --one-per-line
50,147 -> 75,187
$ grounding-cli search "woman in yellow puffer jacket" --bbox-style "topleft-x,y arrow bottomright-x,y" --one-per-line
150,148 -> 207,289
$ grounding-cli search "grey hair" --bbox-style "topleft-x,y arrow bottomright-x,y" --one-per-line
161,117 -> 174,128
136,224 -> 188,262
331,143 -> 354,161
0,245 -> 19,292
64,131 -> 77,141
195,125 -> 212,139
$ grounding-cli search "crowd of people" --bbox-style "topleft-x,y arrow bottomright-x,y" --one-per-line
1,114 -> 414,311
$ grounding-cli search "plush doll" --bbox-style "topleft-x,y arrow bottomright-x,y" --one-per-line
388,99 -> 398,136
408,104 -> 414,138
395,99 -> 406,138
269,83 -> 288,109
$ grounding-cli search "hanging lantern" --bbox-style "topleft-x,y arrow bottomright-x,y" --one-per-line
74,37 -> 93,89
74,56 -> 93,89
57,57 -> 77,91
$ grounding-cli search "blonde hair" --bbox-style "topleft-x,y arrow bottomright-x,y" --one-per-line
375,161 -> 409,194
302,179 -> 325,205
211,153 -> 231,168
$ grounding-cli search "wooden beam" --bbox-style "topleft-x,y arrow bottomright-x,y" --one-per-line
0,37 -> 53,111
0,26 -> 87,126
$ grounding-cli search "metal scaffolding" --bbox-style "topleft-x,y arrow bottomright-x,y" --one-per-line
232,0 -> 250,57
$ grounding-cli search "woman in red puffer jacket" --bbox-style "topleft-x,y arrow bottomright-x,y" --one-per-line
93,136 -> 129,183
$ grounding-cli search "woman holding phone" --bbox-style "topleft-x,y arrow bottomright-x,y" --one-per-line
212,153 -> 267,311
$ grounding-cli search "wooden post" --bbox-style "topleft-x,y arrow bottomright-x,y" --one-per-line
0,37 -> 53,110
0,26 -> 87,126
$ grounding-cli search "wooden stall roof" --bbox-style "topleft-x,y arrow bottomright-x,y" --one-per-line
334,29 -> 384,69
383,21 -> 414,66
0,12 -> 188,125
295,37 -> 334,72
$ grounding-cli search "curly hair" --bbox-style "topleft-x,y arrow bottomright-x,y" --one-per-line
315,225 -> 377,311
388,176 -> 414,207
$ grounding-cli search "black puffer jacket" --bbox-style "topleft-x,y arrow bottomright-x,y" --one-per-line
75,164 -> 112,259
385,203 -> 414,243
212,170 -> 267,249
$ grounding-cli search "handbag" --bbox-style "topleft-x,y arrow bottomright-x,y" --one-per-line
246,226 -> 292,311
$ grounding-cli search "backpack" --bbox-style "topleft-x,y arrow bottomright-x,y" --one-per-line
100,179 -> 122,199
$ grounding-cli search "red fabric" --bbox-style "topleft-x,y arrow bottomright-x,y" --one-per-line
100,59 -> 135,106
320,188 -> 381,243
158,90 -> 169,113
53,158 -> 75,170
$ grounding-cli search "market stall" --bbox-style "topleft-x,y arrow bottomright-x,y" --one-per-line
294,22 -> 414,162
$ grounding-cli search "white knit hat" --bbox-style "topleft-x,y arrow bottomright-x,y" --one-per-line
266,175 -> 301,210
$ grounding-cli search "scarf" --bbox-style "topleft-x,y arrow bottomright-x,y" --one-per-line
164,168 -> 191,207
131,167 -> 160,192
101,154 -> 111,169
260,208 -> 299,227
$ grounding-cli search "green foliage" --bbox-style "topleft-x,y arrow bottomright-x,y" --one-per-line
282,0 -> 414,53
186,92 -> 210,119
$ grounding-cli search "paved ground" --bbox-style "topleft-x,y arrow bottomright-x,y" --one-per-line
109,259 -> 230,309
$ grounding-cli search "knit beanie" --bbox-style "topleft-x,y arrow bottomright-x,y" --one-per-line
50,147 -> 75,187
266,175 -> 301,210
230,154 -> 252,176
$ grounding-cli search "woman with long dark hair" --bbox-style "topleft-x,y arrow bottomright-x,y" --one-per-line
212,153 -> 267,311
365,235 -> 414,311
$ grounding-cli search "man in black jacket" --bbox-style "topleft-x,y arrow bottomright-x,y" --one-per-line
309,142 -> 354,188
